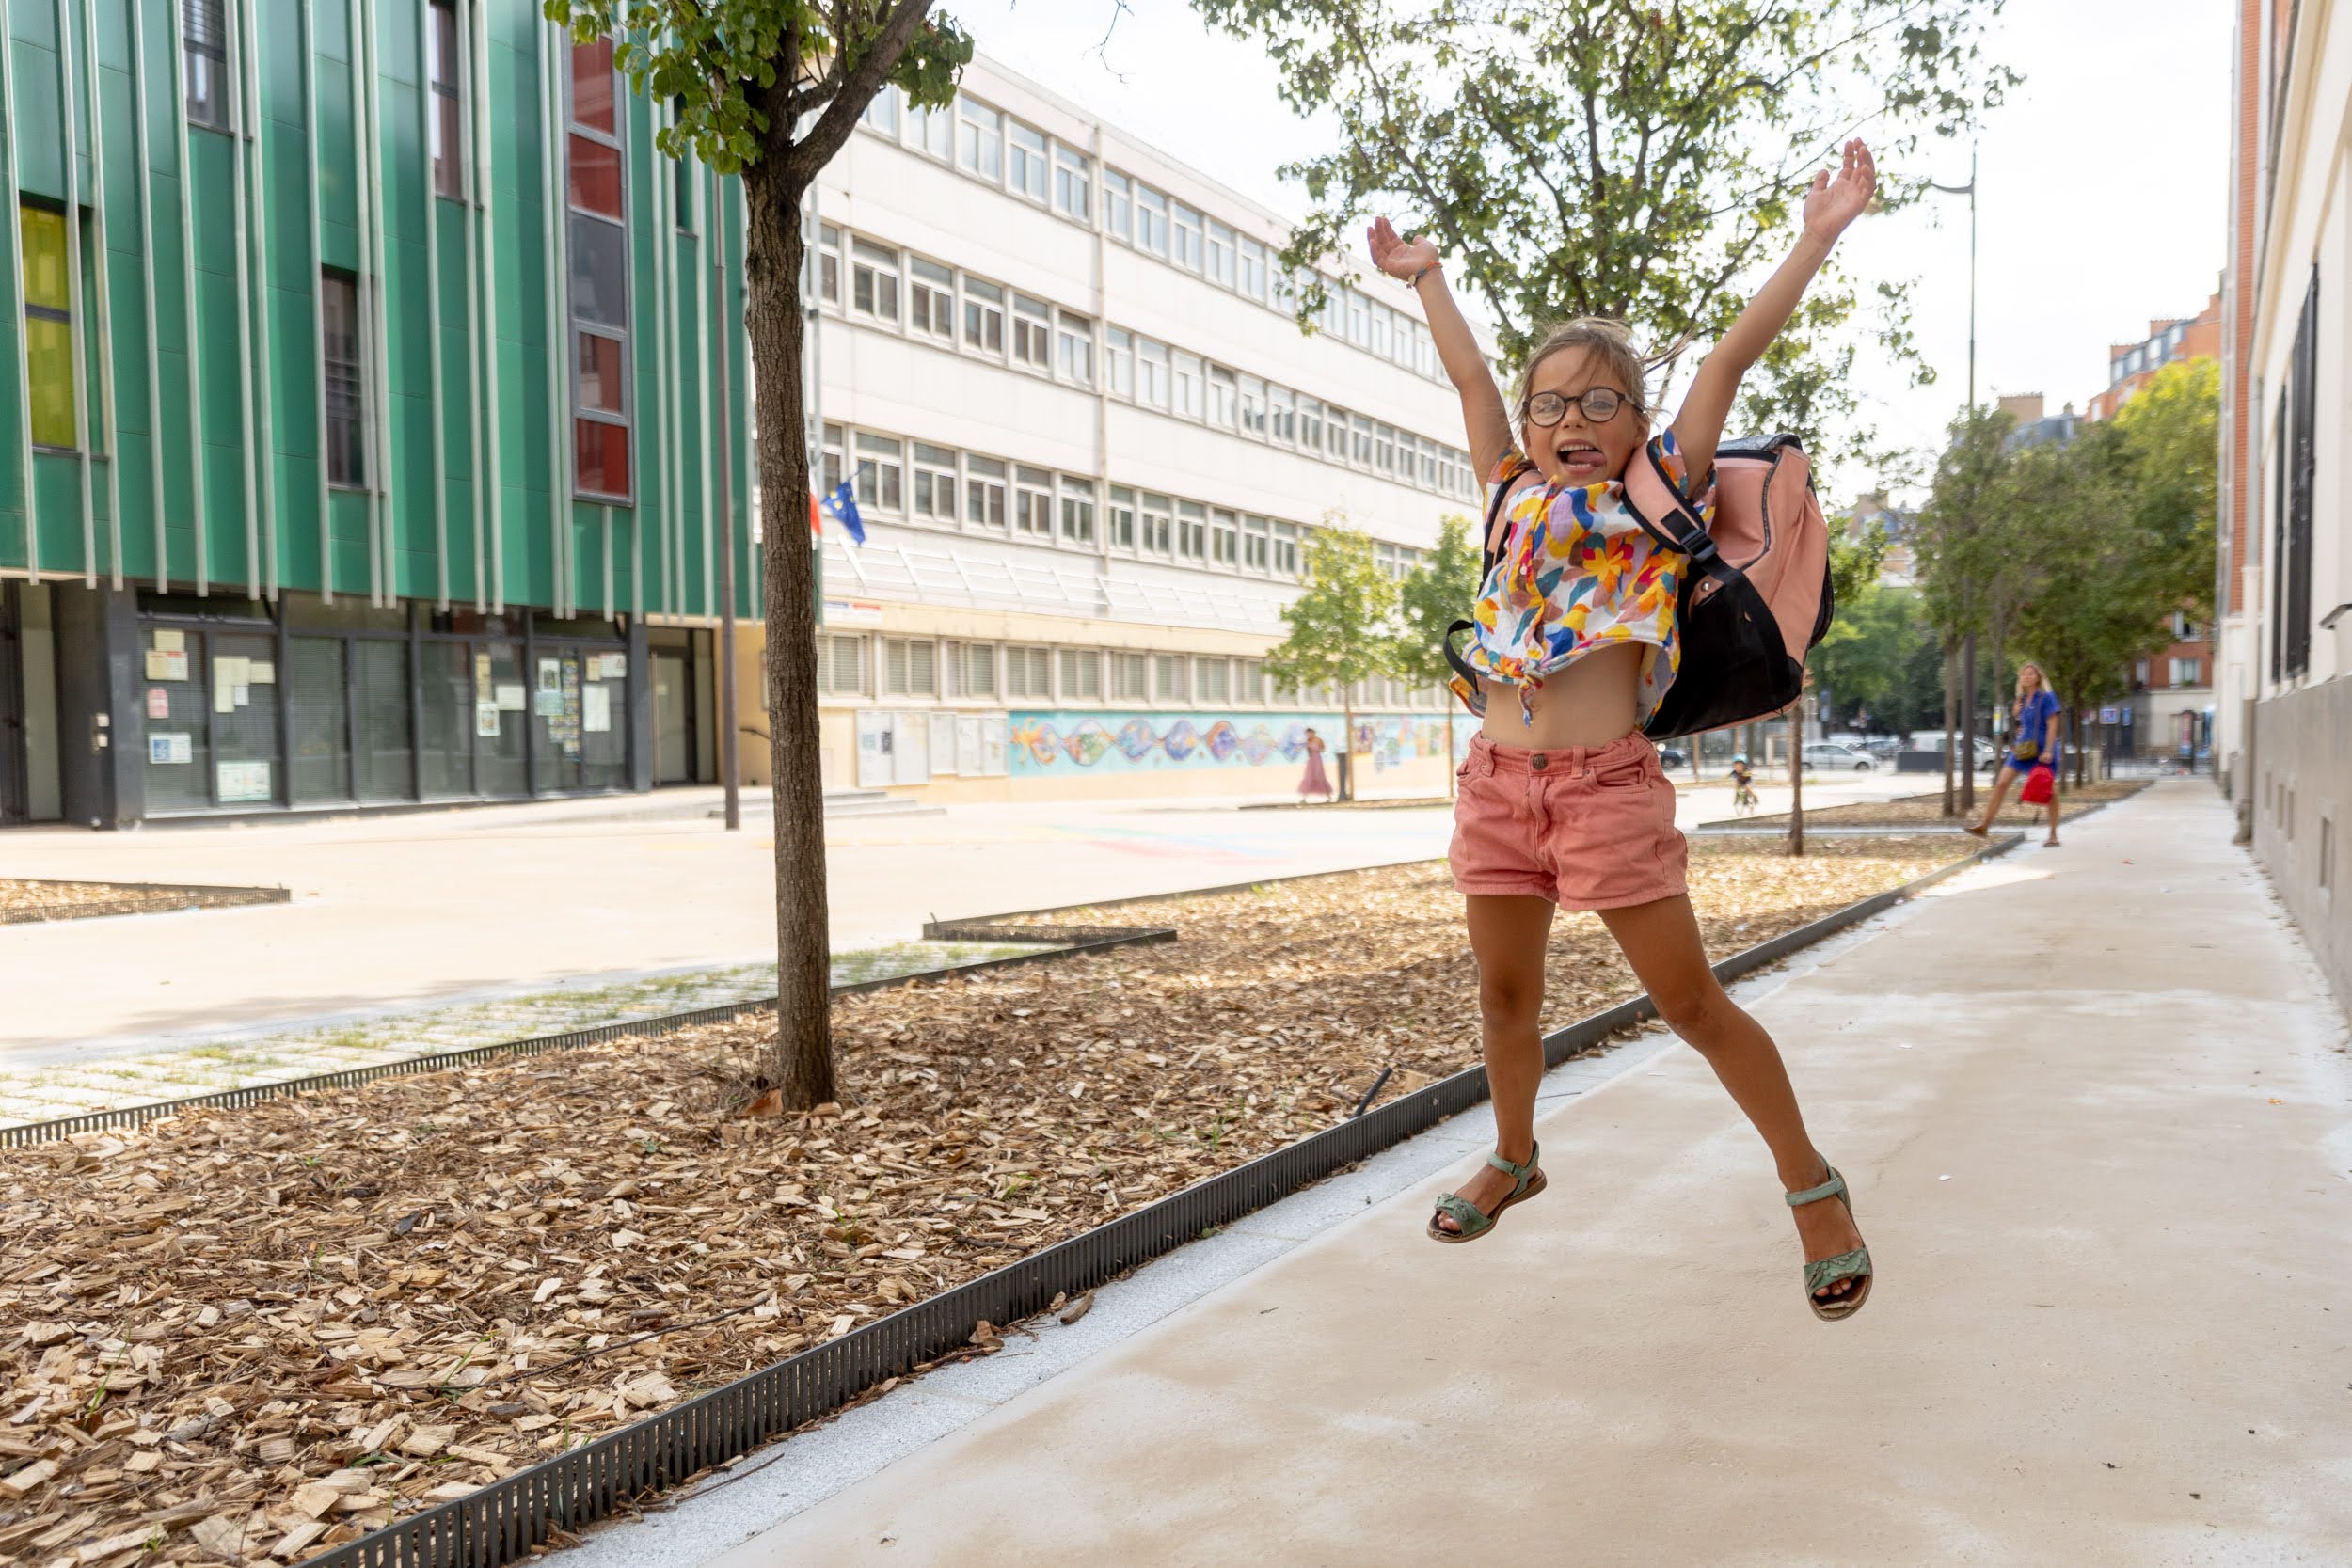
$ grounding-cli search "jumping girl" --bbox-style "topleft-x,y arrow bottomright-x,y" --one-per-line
1369,139 -> 1879,1320
1967,662 -> 2063,847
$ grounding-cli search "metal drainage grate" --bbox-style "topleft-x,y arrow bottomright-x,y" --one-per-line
305,834 -> 2017,1568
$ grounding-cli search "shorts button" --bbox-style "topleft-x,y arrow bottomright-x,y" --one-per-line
1530,754 -> 1548,771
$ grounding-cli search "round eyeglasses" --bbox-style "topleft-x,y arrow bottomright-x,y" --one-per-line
1525,387 -> 1629,427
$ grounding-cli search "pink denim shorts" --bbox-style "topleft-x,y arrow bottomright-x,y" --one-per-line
1449,732 -> 1689,911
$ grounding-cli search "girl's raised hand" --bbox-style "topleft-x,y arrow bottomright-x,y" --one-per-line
1366,215 -> 1439,281
1802,139 -> 1877,243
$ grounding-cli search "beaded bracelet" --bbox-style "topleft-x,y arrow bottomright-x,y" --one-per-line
1406,263 -> 1439,291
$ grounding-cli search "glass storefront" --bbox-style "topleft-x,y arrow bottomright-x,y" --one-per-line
135,593 -> 633,816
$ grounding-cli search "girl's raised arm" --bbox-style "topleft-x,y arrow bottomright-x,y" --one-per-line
1673,139 -> 1877,482
1366,218 -> 1514,480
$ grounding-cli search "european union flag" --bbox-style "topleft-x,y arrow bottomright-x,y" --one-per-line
821,480 -> 866,545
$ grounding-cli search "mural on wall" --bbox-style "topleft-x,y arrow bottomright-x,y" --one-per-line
1008,713 -> 1470,775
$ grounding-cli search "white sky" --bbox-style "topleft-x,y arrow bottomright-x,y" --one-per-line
949,0 -> 2233,504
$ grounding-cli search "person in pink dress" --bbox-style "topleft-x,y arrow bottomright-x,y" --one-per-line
1297,727 -> 1335,802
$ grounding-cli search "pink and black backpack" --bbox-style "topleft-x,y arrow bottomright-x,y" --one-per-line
1443,434 -> 1835,740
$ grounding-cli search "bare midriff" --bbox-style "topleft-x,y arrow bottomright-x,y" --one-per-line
1475,641 -> 1647,751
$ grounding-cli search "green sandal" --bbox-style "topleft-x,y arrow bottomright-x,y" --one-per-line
1786,1164 -> 1873,1322
1427,1143 -> 1546,1244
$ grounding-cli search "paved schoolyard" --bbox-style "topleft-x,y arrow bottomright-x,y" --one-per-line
658,782 -> 2352,1566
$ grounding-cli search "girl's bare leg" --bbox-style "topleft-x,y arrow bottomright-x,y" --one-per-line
1968,765 -> 2023,833
1432,893 -> 1555,1231
1597,894 -> 1865,1304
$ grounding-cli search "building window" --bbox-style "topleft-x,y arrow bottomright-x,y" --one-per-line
321,269 -> 367,487
1211,509 -> 1239,566
821,423 -> 844,492
1012,295 -> 1052,370
851,241 -> 900,323
818,634 -> 869,696
426,1 -> 467,198
1135,185 -> 1169,255
19,204 -> 78,451
1153,653 -> 1186,702
1014,465 -> 1054,536
1059,477 -> 1095,545
1346,291 -> 1371,347
1108,485 -> 1136,550
1105,326 -> 1134,400
962,277 -> 1005,355
1274,521 -> 1298,576
1372,305 -> 1392,361
1238,236 -> 1267,302
1172,352 -> 1204,420
884,638 -> 937,698
1240,375 -> 1267,437
1195,657 -> 1230,704
1268,385 -> 1295,444
1297,395 -> 1323,451
1238,658 -> 1264,703
912,442 -> 958,524
957,99 -> 1002,181
1171,202 -> 1203,270
908,257 -> 954,341
1325,404 -> 1350,460
2170,657 -> 2201,688
1006,645 -> 1051,700
1008,121 -> 1048,201
1208,366 -> 1237,428
854,433 -> 903,511
1375,422 -> 1396,476
1058,649 -> 1103,701
1111,651 -> 1149,701
1056,311 -> 1094,386
817,224 -> 841,307
183,0 -> 232,130
2279,267 -> 2317,680
568,36 -> 631,500
1351,414 -> 1374,468
1136,337 -> 1169,408
1177,500 -> 1207,561
953,641 -> 997,698
862,87 -> 899,135
964,456 -> 1008,530
1102,169 -> 1131,240
670,98 -> 695,231
909,98 -> 952,160
1206,218 -> 1235,288
1140,492 -> 1172,554
1244,515 -> 1270,572
1053,148 -> 1090,221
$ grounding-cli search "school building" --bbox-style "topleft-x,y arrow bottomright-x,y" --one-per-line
0,0 -> 752,828
2218,0 -> 2351,1009
774,55 -> 1499,804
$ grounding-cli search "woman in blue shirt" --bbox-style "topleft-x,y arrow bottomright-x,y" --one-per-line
1966,662 -> 2062,846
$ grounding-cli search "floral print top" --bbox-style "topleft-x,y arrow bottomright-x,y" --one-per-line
1449,429 -> 1713,727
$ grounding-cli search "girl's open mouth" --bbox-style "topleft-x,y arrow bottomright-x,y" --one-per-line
1554,441 -> 1606,479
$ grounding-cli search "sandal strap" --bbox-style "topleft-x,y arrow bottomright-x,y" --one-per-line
1432,1192 -> 1495,1238
1485,1140 -> 1540,1191
1785,1165 -> 1847,1208
1804,1245 -> 1871,1294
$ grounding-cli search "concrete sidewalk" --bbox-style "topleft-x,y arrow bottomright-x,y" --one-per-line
703,781 -> 2352,1566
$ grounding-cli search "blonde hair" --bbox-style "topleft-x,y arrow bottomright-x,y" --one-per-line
1512,319 -> 1654,436
2015,662 -> 2061,709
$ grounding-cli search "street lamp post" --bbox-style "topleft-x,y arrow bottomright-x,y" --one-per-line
1931,144 -> 1979,815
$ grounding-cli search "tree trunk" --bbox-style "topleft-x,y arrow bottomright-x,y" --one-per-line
1340,696 -> 1356,802
742,165 -> 836,1111
1787,701 -> 1804,857
1959,632 -> 1978,816
1940,641 -> 1958,817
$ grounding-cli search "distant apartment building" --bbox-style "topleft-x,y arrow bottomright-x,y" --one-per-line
2084,293 -> 2221,422
1996,393 -> 2083,453
771,55 -> 1498,802
1844,492 -> 1916,588
2220,0 -> 2350,1009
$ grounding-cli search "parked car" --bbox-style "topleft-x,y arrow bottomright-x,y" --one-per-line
1803,741 -> 1876,771
1658,744 -> 1690,770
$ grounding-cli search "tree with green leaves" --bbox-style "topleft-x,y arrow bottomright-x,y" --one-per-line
544,0 -> 973,1110
2113,357 -> 2220,627
1391,513 -> 1483,794
1808,582 -> 1943,735
1911,403 -> 2013,813
1265,522 -> 1401,802
1192,0 -> 2014,460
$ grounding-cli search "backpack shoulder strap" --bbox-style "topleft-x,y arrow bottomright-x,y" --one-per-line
1440,460 -> 1524,720
1620,436 -> 1723,572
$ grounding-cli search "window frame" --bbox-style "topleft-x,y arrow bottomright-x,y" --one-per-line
1055,310 -> 1095,387
1013,464 -> 1055,538
1135,185 -> 1169,256
850,239 -> 902,325
907,255 -> 954,342
1058,475 -> 1096,546
1007,120 -> 1049,202
1104,325 -> 1135,401
1107,484 -> 1137,551
320,266 -> 368,489
1102,169 -> 1132,241
853,432 -> 904,513
961,277 -> 1007,357
956,98 -> 1004,182
1170,201 -> 1203,271
566,35 -> 633,502
911,441 -> 958,525
1053,146 -> 1092,222
963,454 -> 1009,531
1011,293 -> 1053,372
428,0 -> 467,199
183,0 -> 234,133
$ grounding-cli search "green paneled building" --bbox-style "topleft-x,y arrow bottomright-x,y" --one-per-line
0,0 -> 754,826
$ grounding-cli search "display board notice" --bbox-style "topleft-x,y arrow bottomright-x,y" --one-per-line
215,760 -> 271,802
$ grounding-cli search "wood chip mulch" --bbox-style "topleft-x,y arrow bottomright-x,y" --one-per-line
1725,780 -> 2144,830
0,881 -> 281,925
0,838 -> 1970,1566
